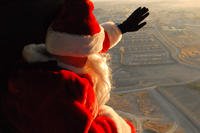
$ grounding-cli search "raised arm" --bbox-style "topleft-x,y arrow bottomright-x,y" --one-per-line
100,7 -> 149,53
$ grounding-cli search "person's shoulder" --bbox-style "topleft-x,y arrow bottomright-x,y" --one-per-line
8,61 -> 95,101
59,70 -> 92,85
59,70 -> 94,98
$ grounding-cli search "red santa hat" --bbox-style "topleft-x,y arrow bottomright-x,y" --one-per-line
45,0 -> 106,57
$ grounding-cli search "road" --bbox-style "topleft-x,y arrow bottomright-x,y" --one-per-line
112,85 -> 156,94
113,86 -> 200,132
149,89 -> 200,133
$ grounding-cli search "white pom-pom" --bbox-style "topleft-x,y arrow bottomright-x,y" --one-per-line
22,44 -> 55,63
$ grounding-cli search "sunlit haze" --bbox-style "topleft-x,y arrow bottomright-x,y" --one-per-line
93,0 -> 200,7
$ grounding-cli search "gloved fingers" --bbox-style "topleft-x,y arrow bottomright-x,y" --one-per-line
140,7 -> 149,15
126,7 -> 142,22
137,12 -> 150,23
118,7 -> 149,33
136,22 -> 147,31
133,7 -> 149,17
136,7 -> 149,19
132,7 -> 142,16
127,7 -> 149,23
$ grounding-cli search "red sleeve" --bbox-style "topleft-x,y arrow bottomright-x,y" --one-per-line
100,31 -> 110,53
89,116 -> 118,133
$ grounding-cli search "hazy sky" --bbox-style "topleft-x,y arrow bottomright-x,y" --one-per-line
93,0 -> 200,7
93,0 -> 199,2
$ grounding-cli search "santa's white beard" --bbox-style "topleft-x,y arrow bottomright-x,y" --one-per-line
83,53 -> 112,106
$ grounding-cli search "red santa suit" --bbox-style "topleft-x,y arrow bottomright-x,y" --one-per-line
0,0 -> 136,132
0,24 -> 136,132
0,60 -> 135,133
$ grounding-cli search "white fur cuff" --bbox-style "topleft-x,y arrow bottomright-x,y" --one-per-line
101,21 -> 122,49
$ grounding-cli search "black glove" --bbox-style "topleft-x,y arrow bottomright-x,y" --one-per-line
118,7 -> 149,34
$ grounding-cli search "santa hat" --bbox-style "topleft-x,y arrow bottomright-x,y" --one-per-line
45,0 -> 106,57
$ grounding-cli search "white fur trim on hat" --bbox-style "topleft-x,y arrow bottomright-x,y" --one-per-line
101,21 -> 122,49
46,26 -> 105,57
